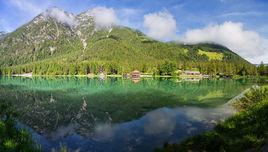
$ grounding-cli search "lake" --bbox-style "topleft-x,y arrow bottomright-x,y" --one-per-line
0,77 -> 256,152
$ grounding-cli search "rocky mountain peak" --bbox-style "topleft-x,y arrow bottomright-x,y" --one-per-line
0,31 -> 6,35
39,7 -> 78,27
0,31 -> 9,40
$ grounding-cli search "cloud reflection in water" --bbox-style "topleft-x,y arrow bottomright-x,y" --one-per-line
143,108 -> 176,135
22,103 -> 235,152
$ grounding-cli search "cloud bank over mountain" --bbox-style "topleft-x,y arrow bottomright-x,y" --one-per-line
86,6 -> 118,29
143,10 -> 177,40
182,21 -> 268,63
43,8 -> 78,27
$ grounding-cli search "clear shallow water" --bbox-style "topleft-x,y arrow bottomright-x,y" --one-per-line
0,77 -> 256,152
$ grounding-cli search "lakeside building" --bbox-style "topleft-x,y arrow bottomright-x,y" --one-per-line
131,70 -> 141,79
99,72 -> 106,79
12,72 -> 33,78
131,70 -> 141,83
181,70 -> 201,76
179,70 -> 204,79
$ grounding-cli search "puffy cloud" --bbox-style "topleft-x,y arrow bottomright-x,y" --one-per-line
86,7 -> 118,29
182,21 -> 268,63
143,10 -> 177,40
249,39 -> 268,63
43,7 -> 78,27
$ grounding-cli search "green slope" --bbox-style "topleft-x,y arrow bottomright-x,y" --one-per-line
0,8 -> 256,76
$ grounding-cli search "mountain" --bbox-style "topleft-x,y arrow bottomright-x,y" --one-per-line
0,31 -> 8,40
0,8 -> 256,76
255,63 -> 268,67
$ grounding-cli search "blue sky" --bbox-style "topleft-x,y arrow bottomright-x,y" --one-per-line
0,0 -> 268,63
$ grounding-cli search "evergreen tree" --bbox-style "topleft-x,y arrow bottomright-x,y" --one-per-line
258,61 -> 266,76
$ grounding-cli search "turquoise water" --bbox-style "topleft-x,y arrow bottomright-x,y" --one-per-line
0,77 -> 256,152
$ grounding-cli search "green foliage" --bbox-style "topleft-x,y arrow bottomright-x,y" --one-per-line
257,62 -> 268,76
198,49 -> 224,60
0,100 -> 40,152
0,77 -> 254,135
157,87 -> 268,152
234,87 -> 268,110
0,17 -> 257,76
158,61 -> 177,76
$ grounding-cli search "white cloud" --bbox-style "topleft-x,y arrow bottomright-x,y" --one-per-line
250,39 -> 268,63
43,7 -> 78,27
182,21 -> 268,63
86,7 -> 118,29
219,11 -> 265,17
143,10 -> 177,40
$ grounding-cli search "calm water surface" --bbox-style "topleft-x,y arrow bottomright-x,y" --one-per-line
0,77 -> 256,152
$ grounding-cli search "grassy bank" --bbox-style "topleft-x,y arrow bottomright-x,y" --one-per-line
0,100 -> 40,152
156,86 -> 268,152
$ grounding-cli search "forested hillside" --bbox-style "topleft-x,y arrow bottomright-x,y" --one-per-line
0,8 -> 257,76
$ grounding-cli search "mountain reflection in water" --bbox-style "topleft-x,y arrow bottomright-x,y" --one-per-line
0,77 -> 256,152
23,106 -> 234,152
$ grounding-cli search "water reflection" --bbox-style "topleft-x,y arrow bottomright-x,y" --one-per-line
49,93 -> 56,103
131,77 -> 140,83
0,77 -> 257,152
49,123 -> 78,140
94,123 -> 115,141
26,105 -> 234,152
144,109 -> 176,135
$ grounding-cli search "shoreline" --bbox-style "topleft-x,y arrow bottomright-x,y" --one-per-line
4,73 -> 265,80
157,86 -> 268,152
9,74 -> 197,78
4,73 -> 266,80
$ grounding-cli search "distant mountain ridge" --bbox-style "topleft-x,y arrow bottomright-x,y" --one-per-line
0,31 -> 8,40
0,7 -> 256,76
255,63 -> 268,67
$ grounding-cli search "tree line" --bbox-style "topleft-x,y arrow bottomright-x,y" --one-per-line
0,60 -> 261,77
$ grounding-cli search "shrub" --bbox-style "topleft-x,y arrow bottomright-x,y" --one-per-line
0,101 -> 40,152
